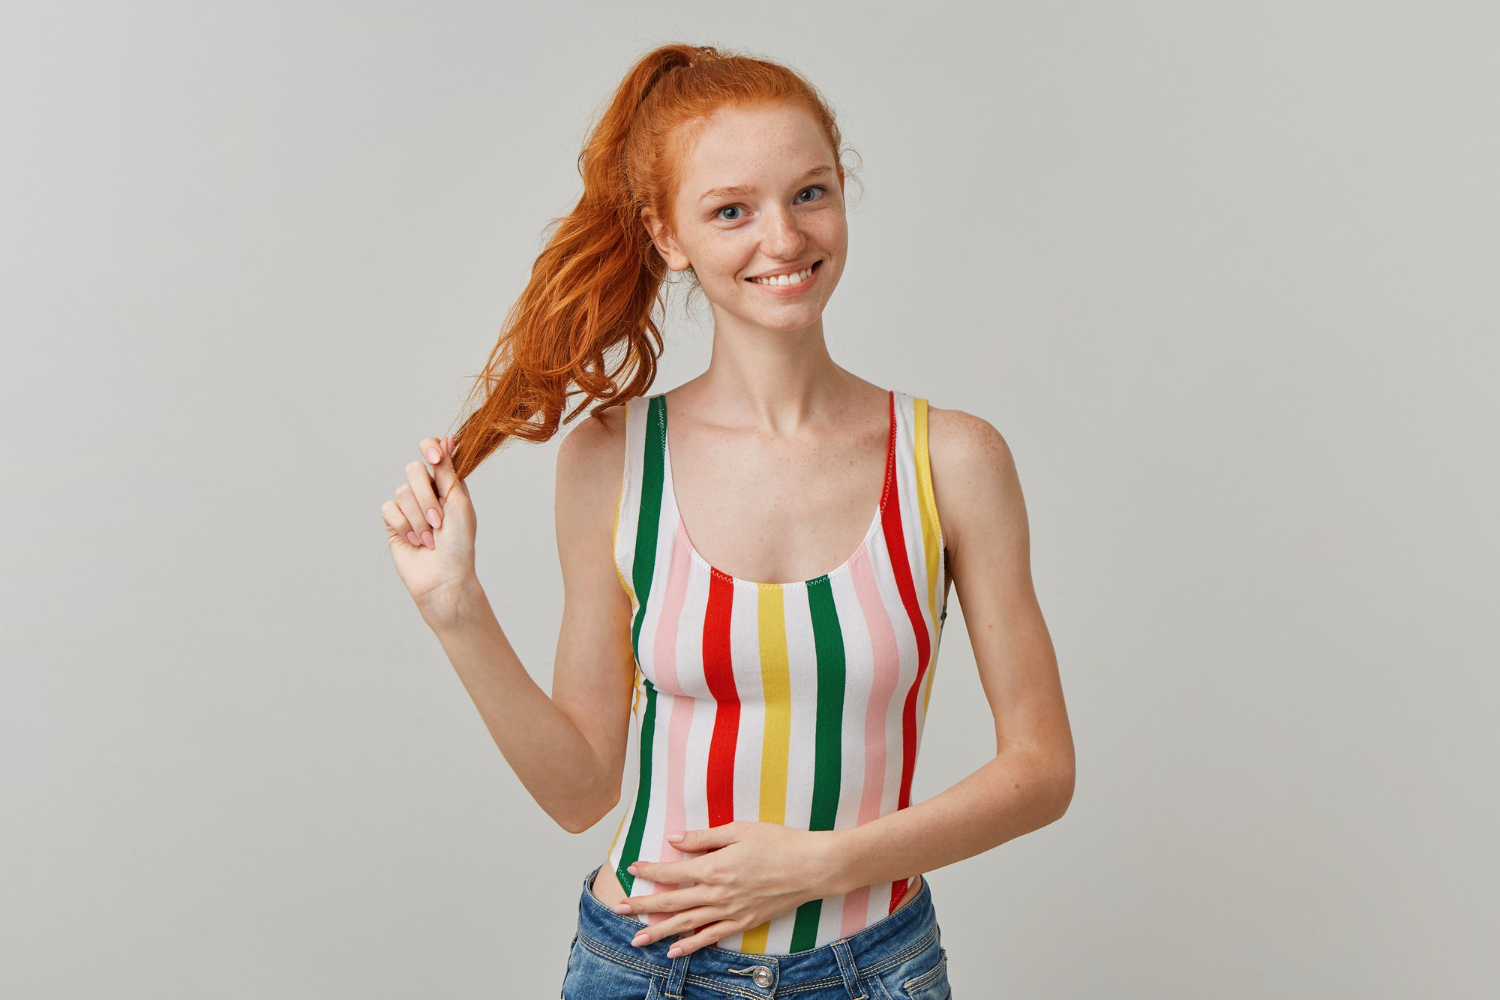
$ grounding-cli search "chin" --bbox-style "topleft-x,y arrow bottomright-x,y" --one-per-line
759,311 -> 826,333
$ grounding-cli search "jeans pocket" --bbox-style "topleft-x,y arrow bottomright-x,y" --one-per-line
880,945 -> 950,1000
560,936 -> 660,1000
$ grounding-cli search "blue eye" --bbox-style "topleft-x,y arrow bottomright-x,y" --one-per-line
714,186 -> 826,222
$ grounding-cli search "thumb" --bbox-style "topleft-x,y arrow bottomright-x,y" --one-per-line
431,434 -> 462,502
444,474 -> 472,514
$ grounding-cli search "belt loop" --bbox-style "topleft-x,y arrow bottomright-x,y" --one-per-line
830,939 -> 868,1000
663,949 -> 691,998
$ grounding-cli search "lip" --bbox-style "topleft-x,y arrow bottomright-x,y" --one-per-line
745,259 -> 823,295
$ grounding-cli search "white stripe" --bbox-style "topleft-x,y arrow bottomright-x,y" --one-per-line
780,583 -> 819,833
607,388 -> 954,952
730,586 -> 766,823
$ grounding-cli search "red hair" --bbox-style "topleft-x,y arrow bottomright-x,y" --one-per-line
449,42 -> 858,479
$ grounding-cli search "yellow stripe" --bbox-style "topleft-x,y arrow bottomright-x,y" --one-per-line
607,803 -> 628,859
741,583 -> 791,953
613,401 -> 643,742
613,404 -> 638,611
606,404 -> 637,864
914,398 -> 944,719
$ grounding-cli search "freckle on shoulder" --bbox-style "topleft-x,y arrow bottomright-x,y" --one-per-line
927,405 -> 1012,472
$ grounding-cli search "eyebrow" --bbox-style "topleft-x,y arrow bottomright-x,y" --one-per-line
698,165 -> 835,203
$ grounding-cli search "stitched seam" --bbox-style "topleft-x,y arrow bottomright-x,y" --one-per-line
574,929 -> 935,995
903,951 -> 947,991
878,388 -> 895,513
780,978 -> 855,996
854,925 -> 939,976
679,975 -> 763,999
855,924 -> 936,973
575,929 -> 666,976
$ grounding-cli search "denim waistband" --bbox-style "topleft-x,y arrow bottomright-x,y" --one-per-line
573,864 -> 939,996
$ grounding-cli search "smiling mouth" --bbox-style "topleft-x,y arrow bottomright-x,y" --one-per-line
747,260 -> 822,286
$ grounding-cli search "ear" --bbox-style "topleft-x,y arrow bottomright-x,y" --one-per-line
642,209 -> 691,272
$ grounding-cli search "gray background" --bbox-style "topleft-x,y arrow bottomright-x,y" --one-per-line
3,2 -> 1496,997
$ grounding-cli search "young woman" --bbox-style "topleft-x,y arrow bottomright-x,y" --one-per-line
380,42 -> 1073,999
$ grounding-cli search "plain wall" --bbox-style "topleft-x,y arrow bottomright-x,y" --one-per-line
2,1 -> 1496,996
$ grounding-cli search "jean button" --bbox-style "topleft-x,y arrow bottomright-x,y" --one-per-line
751,965 -> 774,988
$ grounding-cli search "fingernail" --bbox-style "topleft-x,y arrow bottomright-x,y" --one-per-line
425,508 -> 440,529
407,531 -> 419,546
666,946 -> 683,958
666,833 -> 683,843
614,902 -> 632,914
427,447 -> 441,463
421,530 -> 434,548
631,931 -> 649,946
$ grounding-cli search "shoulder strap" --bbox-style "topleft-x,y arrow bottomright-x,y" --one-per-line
613,396 -> 647,618
614,394 -> 672,639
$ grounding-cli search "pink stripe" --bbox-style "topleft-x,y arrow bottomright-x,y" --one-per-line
649,523 -> 695,898
840,543 -> 902,937
840,883 -> 872,936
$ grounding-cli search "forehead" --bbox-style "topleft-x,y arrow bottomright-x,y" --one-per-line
679,103 -> 832,190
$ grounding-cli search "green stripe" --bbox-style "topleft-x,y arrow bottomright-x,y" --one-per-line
791,574 -> 845,951
630,396 -> 666,660
616,677 -> 658,895
618,395 -> 667,896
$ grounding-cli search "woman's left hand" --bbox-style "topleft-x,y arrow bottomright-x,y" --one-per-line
617,821 -> 847,956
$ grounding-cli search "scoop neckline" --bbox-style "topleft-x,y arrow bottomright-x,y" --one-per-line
658,389 -> 896,588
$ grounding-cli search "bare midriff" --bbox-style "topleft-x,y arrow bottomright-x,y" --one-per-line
589,856 -> 924,923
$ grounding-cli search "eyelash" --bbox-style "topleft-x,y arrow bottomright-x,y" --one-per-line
715,185 -> 825,222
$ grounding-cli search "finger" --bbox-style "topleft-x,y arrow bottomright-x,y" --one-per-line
625,905 -> 724,947
393,479 -> 433,550
660,918 -> 738,958
416,437 -> 451,512
402,459 -> 442,547
379,499 -> 420,547
424,433 -> 458,502
617,880 -> 715,917
627,858 -> 705,890
670,822 -> 741,854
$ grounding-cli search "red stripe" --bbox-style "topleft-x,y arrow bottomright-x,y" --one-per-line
877,393 -> 933,912
889,877 -> 912,913
703,568 -> 739,828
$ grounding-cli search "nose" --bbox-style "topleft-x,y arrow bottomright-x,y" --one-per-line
761,203 -> 807,260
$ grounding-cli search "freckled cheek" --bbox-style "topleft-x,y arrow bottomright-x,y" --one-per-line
821,221 -> 849,255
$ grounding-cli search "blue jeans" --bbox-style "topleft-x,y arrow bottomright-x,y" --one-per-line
560,864 -> 952,999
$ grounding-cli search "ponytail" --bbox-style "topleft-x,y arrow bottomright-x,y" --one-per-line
449,42 -> 853,480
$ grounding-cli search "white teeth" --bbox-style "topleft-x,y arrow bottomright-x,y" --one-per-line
750,264 -> 815,285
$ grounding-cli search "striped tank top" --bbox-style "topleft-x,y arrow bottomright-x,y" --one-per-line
606,388 -> 951,954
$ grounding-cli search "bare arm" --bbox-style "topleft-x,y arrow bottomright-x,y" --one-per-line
826,407 -> 1076,893
423,408 -> 637,834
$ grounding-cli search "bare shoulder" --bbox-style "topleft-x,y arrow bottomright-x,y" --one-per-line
924,403 -> 1025,560
555,400 -> 630,544
557,401 -> 629,488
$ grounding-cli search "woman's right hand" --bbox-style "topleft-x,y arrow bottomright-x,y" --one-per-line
379,434 -> 479,621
